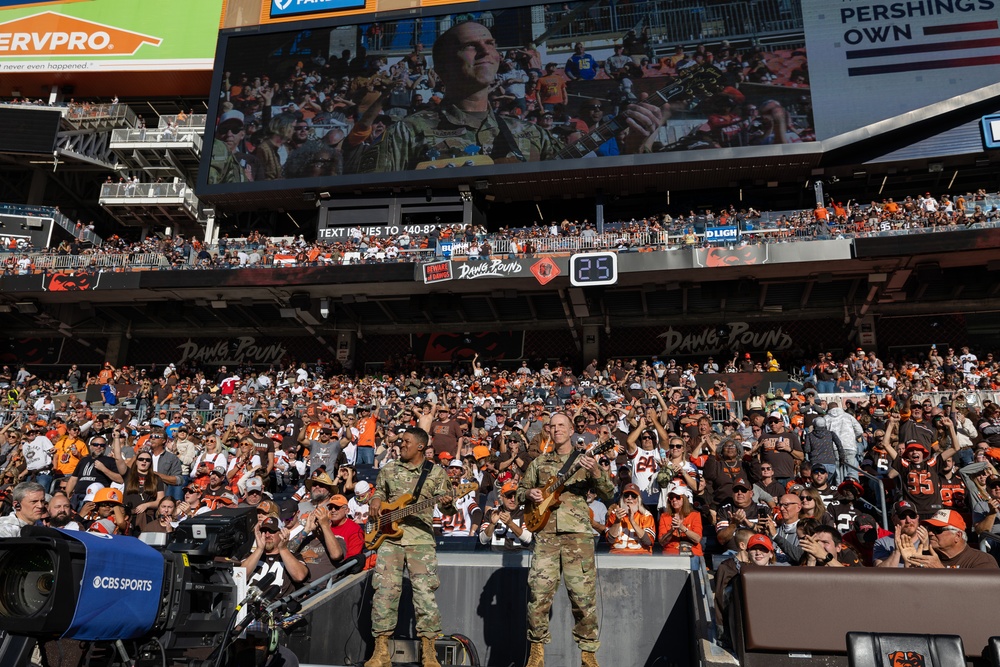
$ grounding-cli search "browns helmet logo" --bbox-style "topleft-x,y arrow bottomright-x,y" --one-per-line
888,650 -> 926,667
700,246 -> 769,268
44,273 -> 95,291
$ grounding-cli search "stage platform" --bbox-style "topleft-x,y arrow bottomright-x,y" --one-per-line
289,549 -> 706,667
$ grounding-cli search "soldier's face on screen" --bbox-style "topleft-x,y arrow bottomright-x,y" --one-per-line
440,23 -> 500,90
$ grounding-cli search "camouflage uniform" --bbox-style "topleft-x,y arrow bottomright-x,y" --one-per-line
370,459 -> 455,638
208,139 -> 248,184
517,451 -> 615,652
359,105 -> 564,173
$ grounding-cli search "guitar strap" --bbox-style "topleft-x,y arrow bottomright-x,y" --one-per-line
492,115 -> 526,163
410,459 -> 435,501
555,448 -> 583,482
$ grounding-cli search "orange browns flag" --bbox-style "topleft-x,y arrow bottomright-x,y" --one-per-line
0,12 -> 162,58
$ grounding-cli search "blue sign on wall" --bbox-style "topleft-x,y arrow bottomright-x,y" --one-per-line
982,114 -> 1000,150
704,225 -> 739,243
270,0 -> 366,18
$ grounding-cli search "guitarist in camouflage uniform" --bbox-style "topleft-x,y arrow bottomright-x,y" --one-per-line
362,21 -> 664,173
365,427 -> 455,667
519,413 -> 615,667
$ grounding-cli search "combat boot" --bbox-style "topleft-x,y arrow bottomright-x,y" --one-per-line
421,636 -> 441,667
581,650 -> 600,667
364,635 -> 391,667
525,641 -> 545,667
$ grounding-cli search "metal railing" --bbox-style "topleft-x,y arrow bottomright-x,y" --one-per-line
110,128 -> 203,148
844,461 -> 889,530
157,114 -> 207,130
101,182 -> 188,199
0,203 -> 56,218
65,103 -> 138,128
99,183 -> 200,216
8,252 -> 169,271
51,211 -> 103,246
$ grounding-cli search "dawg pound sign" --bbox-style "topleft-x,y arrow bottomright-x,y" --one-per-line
457,259 -> 524,280
658,321 -> 793,356
177,337 -> 287,365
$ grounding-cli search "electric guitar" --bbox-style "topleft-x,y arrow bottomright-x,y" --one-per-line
523,440 -> 618,532
364,481 -> 479,551
414,65 -> 724,169
555,65 -> 723,160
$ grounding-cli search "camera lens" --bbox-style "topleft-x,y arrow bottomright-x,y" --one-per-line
0,547 -> 55,618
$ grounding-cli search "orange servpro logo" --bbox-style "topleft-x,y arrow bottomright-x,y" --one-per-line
0,12 -> 162,57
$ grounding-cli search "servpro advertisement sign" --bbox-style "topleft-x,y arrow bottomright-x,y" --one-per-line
0,0 -> 223,72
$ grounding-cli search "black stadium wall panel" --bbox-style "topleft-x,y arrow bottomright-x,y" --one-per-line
0,108 -> 60,155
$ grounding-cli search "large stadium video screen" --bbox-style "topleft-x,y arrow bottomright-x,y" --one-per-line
202,0 -> 816,192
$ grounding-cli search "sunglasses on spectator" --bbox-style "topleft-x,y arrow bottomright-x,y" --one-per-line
184,488 -> 200,494
260,527 -> 280,534
669,444 -> 684,450
136,457 -> 152,463
502,492 -> 517,499
622,493 -> 639,499
926,525 -> 960,535
799,495 -> 812,501
247,489 -> 262,495
599,460 -> 611,467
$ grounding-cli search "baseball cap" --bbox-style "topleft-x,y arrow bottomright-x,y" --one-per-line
83,483 -> 104,503
853,513 -> 878,533
438,451 -> 454,461
501,481 -> 518,495
329,494 -> 349,508
665,482 -> 693,501
254,416 -> 268,426
838,479 -> 864,496
245,477 -> 264,493
811,463 -> 828,473
256,500 -> 280,518
210,468 -> 226,478
622,483 -> 641,496
923,509 -> 966,532
448,459 -> 464,469
891,499 -> 917,518
472,445 -> 491,460
354,480 -> 372,496
732,477 -> 751,491
747,534 -> 774,552
93,488 -> 124,505
260,517 -> 281,533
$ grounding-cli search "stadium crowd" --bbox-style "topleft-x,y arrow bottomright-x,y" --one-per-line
2,344 -> 999,581
3,188 -> 999,273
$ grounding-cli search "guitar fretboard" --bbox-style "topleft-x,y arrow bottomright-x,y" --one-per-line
557,66 -> 723,161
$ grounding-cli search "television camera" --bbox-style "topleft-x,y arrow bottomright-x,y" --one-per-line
0,507 -> 300,667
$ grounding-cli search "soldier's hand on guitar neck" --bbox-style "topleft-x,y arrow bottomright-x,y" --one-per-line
578,454 -> 600,476
619,101 -> 668,154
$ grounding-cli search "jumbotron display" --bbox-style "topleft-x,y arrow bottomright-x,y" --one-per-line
200,0 -> 816,193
